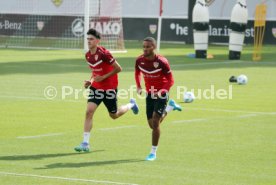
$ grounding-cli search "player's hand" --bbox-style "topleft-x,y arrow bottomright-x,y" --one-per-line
157,89 -> 168,98
84,80 -> 91,88
94,75 -> 105,82
137,87 -> 142,95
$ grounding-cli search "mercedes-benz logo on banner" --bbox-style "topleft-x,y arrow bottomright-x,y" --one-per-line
72,18 -> 84,37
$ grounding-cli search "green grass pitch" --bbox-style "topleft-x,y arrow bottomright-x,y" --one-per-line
0,42 -> 276,185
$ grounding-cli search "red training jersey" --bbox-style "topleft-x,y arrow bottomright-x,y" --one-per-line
85,46 -> 118,90
135,54 -> 174,94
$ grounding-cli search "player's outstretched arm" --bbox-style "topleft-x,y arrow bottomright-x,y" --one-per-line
84,80 -> 91,88
135,67 -> 142,95
162,72 -> 174,93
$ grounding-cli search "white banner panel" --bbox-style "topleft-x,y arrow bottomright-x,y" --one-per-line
0,0 -> 85,16
0,0 -> 121,16
121,0 -> 188,18
0,0 -> 275,19
208,0 -> 276,20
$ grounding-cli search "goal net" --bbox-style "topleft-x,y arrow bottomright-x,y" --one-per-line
0,0 -> 126,52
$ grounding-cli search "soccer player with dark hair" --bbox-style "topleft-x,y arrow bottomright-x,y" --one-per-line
74,29 -> 139,152
135,37 -> 182,161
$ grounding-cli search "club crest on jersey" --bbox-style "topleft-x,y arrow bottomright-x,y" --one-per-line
52,0 -> 63,7
153,62 -> 159,68
94,55 -> 98,61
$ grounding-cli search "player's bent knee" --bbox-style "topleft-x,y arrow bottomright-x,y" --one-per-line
109,113 -> 118,120
86,109 -> 95,118
152,122 -> 160,130
147,120 -> 153,129
152,118 -> 161,130
152,116 -> 161,123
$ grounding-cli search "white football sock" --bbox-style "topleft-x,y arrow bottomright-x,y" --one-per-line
151,146 -> 158,155
165,105 -> 174,113
83,132 -> 90,143
126,103 -> 134,110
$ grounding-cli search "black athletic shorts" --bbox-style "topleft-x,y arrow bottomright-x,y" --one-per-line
146,93 -> 169,120
87,87 -> 117,114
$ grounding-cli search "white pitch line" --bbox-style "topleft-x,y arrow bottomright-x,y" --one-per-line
171,61 -> 276,66
0,171 -> 139,185
6,60 -> 275,68
3,62 -> 83,67
0,95 -> 82,103
17,133 -> 64,139
0,95 -> 47,101
189,107 -> 276,115
172,118 -> 208,124
99,125 -> 138,131
7,60 -> 240,69
124,61 -> 243,70
2,95 -> 275,116
171,113 -> 267,125
133,60 -> 276,70
171,60 -> 243,67
237,114 -> 257,118
123,61 -> 276,70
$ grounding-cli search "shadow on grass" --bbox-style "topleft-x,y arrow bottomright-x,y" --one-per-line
0,150 -> 104,161
35,159 -> 145,169
0,55 -> 275,76
1,43 -> 276,76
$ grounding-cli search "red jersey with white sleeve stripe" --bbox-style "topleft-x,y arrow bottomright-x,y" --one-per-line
85,46 -> 118,90
135,54 -> 174,94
